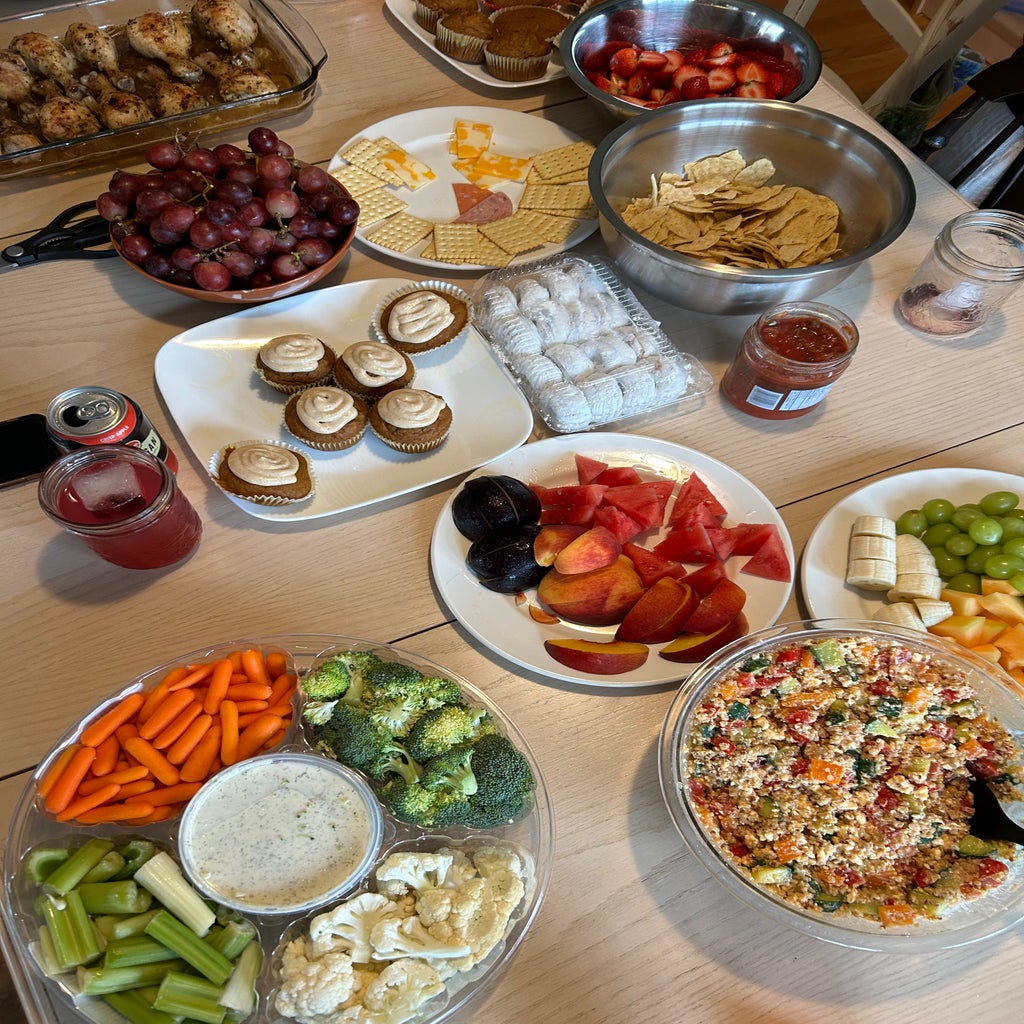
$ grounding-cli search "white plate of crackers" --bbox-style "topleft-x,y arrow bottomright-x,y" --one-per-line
327,106 -> 598,271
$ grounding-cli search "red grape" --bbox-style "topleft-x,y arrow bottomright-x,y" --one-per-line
287,212 -> 321,239
96,192 -> 130,222
159,202 -> 199,234
213,143 -> 247,168
212,179 -> 253,208
146,141 -> 181,170
183,148 -> 219,175
238,199 -> 269,227
329,196 -> 360,226
119,234 -> 155,265
258,154 -> 292,181
270,252 -> 306,281
143,253 -> 174,279
295,237 -> 334,267
248,127 -> 279,154
220,249 -> 257,278
226,163 -> 260,187
190,218 -> 222,249
171,245 -> 204,271
270,230 -> 298,254
239,226 -> 275,256
276,140 -> 294,159
205,200 -> 236,227
193,260 -> 231,291
296,165 -> 330,194
265,187 -> 300,220
221,220 -> 249,243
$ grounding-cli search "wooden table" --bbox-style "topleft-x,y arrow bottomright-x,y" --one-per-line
3,3 -> 1023,1022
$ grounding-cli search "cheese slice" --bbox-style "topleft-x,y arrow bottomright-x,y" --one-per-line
452,160 -> 509,187
464,150 -> 534,183
452,120 -> 494,161
378,146 -> 436,190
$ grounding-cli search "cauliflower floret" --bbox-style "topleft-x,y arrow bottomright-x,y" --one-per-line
432,847 -> 477,889
309,893 -> 407,963
275,937 -> 358,1022
471,845 -> 525,881
374,852 -> 454,898
370,914 -> 472,961
362,959 -> 446,1024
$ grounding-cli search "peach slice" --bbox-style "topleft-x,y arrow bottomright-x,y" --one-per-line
683,577 -> 747,634
544,638 -> 649,675
553,525 -> 622,574
537,554 -> 644,626
529,604 -> 560,624
615,577 -> 700,643
533,525 -> 587,567
658,612 -> 748,663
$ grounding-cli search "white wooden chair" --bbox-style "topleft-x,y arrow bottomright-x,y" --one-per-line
783,0 -> 1008,113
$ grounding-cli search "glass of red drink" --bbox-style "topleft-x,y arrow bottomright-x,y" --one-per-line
38,445 -> 201,569
720,301 -> 859,419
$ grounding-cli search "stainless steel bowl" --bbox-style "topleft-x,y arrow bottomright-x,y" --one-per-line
560,0 -> 822,121
589,99 -> 917,314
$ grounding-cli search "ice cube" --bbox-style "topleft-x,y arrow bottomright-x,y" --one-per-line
69,460 -> 144,520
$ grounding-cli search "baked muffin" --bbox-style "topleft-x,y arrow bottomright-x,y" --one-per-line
484,29 -> 552,82
255,334 -> 335,393
374,282 -> 471,355
413,0 -> 476,33
490,5 -> 569,41
368,388 -> 453,453
284,387 -> 368,451
210,441 -> 314,505
435,11 -> 493,62
333,341 -> 415,402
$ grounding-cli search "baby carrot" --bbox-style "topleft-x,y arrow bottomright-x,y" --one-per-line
219,700 -> 239,766
56,783 -> 121,823
91,733 -> 121,777
77,800 -> 155,824
131,804 -> 177,825
138,667 -> 188,723
115,722 -> 138,746
77,764 -> 150,794
241,649 -> 270,688
37,744 -> 80,799
230,672 -> 248,685
266,651 -> 289,679
115,779 -> 157,801
235,713 -> 285,762
126,781 -> 201,807
167,661 -> 215,691
79,692 -> 146,749
268,672 -> 297,708
227,650 -> 244,672
234,699 -> 270,716
166,714 -> 212,766
201,659 -> 234,715
123,736 -> 179,787
225,682 -> 273,702
180,722 -> 221,783
44,746 -> 97,814
150,700 -> 202,750
137,688 -> 195,741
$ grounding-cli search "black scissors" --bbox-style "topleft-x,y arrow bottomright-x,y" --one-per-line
1,201 -> 117,272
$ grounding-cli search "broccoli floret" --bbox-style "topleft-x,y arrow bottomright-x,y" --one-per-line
366,660 -> 425,692
413,675 -> 465,708
367,694 -> 425,738
381,777 -> 469,828
461,733 -> 534,829
406,705 -> 496,761
420,742 -> 478,796
311,702 -> 393,773
303,650 -> 383,703
366,740 -> 422,785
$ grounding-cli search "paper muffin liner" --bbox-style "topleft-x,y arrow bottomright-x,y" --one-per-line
435,19 -> 489,63
369,422 -> 451,454
413,0 -> 442,32
483,41 -> 552,82
253,367 -> 334,395
489,4 -> 570,44
372,280 -> 474,353
285,421 -> 367,451
208,439 -> 316,506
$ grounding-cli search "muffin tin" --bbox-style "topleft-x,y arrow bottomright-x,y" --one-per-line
469,254 -> 713,433
2,635 -> 552,1024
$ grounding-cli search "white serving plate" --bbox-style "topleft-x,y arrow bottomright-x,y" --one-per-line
154,278 -> 534,520
801,467 -> 1024,619
430,433 -> 795,688
328,106 -> 597,271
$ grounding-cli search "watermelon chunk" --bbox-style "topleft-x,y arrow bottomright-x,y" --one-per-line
593,504 -> 644,544
594,465 -> 643,487
706,522 -> 776,560
602,481 -> 674,530
679,559 -> 727,596
575,454 -> 608,485
741,529 -> 792,582
539,504 -> 598,527
669,472 -> 727,524
623,543 -> 688,587
531,483 -> 608,507
654,522 -> 716,563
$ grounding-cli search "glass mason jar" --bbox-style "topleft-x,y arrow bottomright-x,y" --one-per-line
720,301 -> 859,419
38,445 -> 202,569
896,210 -> 1024,337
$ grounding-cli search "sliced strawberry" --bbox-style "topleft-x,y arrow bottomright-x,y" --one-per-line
734,81 -> 768,98
653,86 -> 682,106
706,66 -> 737,93
766,71 -> 787,97
625,70 -> 653,98
609,46 -> 640,76
637,49 -> 668,72
736,60 -> 768,84
671,64 -> 706,89
574,454 -> 607,485
581,39 -> 638,72
679,75 -> 709,100
661,49 -> 685,75
703,41 -> 738,68
590,73 -> 625,97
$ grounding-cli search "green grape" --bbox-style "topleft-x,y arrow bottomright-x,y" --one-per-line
945,532 -> 976,557
1004,537 -> 1024,559
929,548 -> 965,578
951,506 -> 984,530
985,553 -> 1024,579
1004,508 -> 1024,522
1009,572 -> 1024,594
895,509 -> 927,536
979,490 -> 1020,516
922,498 -> 955,523
965,545 -> 1001,574
967,516 -> 1003,546
1000,516 -> 1024,541
946,572 -> 982,594
922,522 -> 959,547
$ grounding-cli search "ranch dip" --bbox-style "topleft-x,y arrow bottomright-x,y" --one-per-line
180,754 -> 380,913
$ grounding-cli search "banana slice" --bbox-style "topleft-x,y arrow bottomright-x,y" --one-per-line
851,515 -> 896,540
849,534 -> 897,562
846,557 -> 897,590
874,601 -> 927,631
914,598 -> 954,627
889,572 -> 944,601
894,534 -> 938,574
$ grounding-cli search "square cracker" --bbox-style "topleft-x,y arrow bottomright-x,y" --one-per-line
365,212 -> 434,253
531,140 -> 595,181
355,188 -> 408,226
337,137 -> 404,186
432,223 -> 484,265
332,164 -> 391,197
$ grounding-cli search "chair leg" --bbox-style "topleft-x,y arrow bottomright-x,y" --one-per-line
981,141 -> 1024,212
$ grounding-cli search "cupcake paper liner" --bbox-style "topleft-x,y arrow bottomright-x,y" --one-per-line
208,439 -> 316,506
372,280 -> 473,353
435,20 -> 489,63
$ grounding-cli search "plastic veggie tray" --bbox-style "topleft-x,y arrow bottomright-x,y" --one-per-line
1,635 -> 553,1024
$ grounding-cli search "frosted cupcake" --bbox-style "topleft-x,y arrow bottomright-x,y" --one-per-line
368,388 -> 452,453
255,334 -> 335,393
374,282 -> 471,355
210,440 -> 314,505
284,387 -> 368,451
333,341 -> 415,402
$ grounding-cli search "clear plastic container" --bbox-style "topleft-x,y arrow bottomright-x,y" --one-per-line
470,254 -> 713,433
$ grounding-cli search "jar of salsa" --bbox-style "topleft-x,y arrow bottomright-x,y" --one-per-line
720,301 -> 859,419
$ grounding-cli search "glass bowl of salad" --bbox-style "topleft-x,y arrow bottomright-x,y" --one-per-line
658,618 -> 1024,952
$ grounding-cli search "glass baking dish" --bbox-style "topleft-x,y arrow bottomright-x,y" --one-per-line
0,0 -> 326,179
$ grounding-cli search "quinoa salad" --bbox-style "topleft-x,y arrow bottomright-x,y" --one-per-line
685,633 -> 1024,926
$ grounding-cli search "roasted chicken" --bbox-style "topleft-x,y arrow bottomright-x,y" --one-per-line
85,72 -> 154,130
9,31 -> 78,92
191,0 -> 259,55
126,12 -> 203,82
64,22 -> 134,92
37,95 -> 100,140
0,115 -> 41,153
195,51 -> 275,101
0,49 -> 34,105
135,63 -> 206,117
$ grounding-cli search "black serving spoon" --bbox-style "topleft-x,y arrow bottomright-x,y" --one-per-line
968,776 -> 1024,845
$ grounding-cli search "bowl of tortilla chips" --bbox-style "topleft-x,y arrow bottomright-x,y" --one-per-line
589,99 -> 916,314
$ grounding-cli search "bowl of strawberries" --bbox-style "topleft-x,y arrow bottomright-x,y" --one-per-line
560,0 -> 821,120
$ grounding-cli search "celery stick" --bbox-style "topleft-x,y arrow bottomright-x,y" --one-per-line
204,920 -> 256,961
43,838 -> 115,896
153,970 -> 227,1024
36,896 -> 81,971
113,840 -> 159,881
79,880 -> 153,916
145,910 -> 233,985
82,851 -> 127,884
104,935 -> 181,969
111,909 -> 162,940
94,915 -> 129,942
103,989 -> 180,1024
134,853 -> 215,936
219,940 -> 262,1019
34,925 -> 61,976
65,890 -> 104,965
24,846 -> 69,884
78,959 -> 182,995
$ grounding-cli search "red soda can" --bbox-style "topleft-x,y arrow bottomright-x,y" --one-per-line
46,386 -> 179,474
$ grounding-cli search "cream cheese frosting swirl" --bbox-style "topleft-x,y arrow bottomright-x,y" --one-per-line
294,388 -> 358,435
226,443 -> 300,486
386,292 -> 454,347
260,334 -> 325,373
376,388 -> 445,429
341,342 -> 408,387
